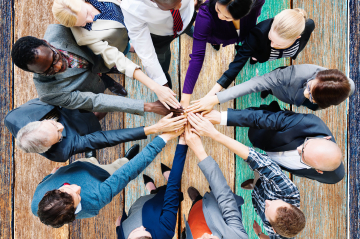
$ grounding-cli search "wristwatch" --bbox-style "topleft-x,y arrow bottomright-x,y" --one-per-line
258,231 -> 263,237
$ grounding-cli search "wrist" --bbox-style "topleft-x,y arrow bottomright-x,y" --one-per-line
211,95 -> 220,105
210,130 -> 221,140
195,148 -> 208,161
144,124 -> 159,135
144,103 -> 152,112
160,133 -> 172,142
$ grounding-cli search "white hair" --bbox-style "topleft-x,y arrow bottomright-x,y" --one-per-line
16,121 -> 51,153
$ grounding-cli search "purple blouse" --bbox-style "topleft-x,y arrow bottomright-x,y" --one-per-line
183,0 -> 265,94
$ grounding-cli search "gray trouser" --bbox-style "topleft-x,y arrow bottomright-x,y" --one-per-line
77,157 -> 129,175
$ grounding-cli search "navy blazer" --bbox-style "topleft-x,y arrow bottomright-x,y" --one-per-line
218,18 -> 315,89
117,144 -> 188,239
5,98 -> 147,162
227,103 -> 345,184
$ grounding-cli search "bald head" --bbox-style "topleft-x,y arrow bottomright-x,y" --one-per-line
299,138 -> 342,172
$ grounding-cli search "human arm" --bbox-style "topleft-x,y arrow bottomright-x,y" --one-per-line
122,8 -> 167,86
159,141 -> 188,233
253,221 -> 270,239
97,130 -> 183,208
184,123 -> 248,238
144,113 -> 187,135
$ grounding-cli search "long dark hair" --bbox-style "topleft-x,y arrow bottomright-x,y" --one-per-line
208,0 -> 254,20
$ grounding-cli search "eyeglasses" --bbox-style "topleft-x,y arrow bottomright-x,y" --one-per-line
41,45 -> 61,76
306,80 -> 314,103
49,120 -> 63,143
300,137 -> 330,169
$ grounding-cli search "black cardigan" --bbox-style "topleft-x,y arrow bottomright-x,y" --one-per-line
217,18 -> 315,88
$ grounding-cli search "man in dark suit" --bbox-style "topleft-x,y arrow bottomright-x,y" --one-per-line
11,24 -> 178,116
5,98 -> 187,162
204,101 -> 344,184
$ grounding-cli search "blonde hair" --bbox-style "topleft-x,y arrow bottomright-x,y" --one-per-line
271,8 -> 308,41
52,0 -> 83,27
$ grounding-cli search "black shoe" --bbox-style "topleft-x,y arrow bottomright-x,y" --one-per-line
260,90 -> 271,99
125,144 -> 140,161
101,74 -> 127,96
143,174 -> 155,186
187,186 -> 200,202
161,163 -> 171,176
85,150 -> 96,158
241,179 -> 255,190
211,44 -> 220,51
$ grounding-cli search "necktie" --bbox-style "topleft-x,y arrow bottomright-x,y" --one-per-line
170,9 -> 183,38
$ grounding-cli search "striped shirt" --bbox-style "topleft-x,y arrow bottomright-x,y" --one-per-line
84,0 -> 125,31
268,39 -> 300,61
246,148 -> 300,239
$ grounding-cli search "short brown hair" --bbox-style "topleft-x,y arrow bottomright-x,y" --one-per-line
38,189 -> 76,228
312,69 -> 351,109
270,204 -> 306,238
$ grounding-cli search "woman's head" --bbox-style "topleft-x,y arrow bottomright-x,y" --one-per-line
37,189 -> 77,228
306,69 -> 351,109
52,0 -> 96,27
213,0 -> 253,21
269,8 -> 308,49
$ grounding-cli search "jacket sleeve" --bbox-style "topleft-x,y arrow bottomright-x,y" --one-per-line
69,127 -> 147,155
39,91 -> 145,115
183,8 -> 212,94
198,156 -> 248,238
227,108 -> 302,132
159,144 -> 188,233
97,136 -> 166,208
86,39 -> 140,79
216,67 -> 283,103
217,40 -> 256,89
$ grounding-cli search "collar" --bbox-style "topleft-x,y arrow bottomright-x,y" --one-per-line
75,202 -> 82,214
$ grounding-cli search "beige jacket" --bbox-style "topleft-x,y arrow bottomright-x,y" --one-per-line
70,0 -> 139,79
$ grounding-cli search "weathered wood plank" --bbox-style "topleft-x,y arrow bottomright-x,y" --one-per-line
348,0 -> 359,238
0,0 -> 14,238
13,0 -> 69,238
234,1 -> 290,238
124,39 -> 180,238
179,33 -> 235,235
292,0 -> 348,238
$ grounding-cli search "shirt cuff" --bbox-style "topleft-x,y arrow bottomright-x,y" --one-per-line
220,111 -> 228,125
158,135 -> 168,144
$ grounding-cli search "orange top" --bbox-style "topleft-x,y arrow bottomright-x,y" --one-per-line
188,200 -> 212,238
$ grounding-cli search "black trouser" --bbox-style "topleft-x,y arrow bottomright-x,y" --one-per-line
150,11 -> 197,89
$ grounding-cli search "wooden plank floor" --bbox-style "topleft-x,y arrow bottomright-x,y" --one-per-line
0,0 -> 355,238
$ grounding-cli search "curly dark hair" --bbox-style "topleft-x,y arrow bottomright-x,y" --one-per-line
270,204 -> 306,238
38,189 -> 76,228
11,36 -> 47,71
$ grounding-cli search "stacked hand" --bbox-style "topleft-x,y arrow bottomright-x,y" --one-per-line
185,95 -> 219,114
154,85 -> 182,110
187,112 -> 219,138
156,113 -> 187,132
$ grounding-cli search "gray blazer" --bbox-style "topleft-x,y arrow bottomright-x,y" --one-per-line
33,24 -> 144,115
184,156 -> 248,239
216,64 -> 355,110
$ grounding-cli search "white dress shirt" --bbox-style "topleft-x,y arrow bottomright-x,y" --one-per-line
121,0 -> 194,85
266,150 -> 311,170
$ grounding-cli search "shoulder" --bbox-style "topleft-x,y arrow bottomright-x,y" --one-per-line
245,18 -> 273,46
305,18 -> 315,31
252,18 -> 273,35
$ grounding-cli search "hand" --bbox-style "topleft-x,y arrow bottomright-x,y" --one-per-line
186,95 -> 219,114
202,110 -> 221,125
160,127 -> 185,141
253,220 -> 262,235
154,85 -> 181,110
144,100 -> 184,116
155,113 -> 187,133
184,124 -> 207,160
50,167 -> 60,174
187,113 -> 218,138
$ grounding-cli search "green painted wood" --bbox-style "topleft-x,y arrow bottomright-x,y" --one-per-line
292,0 -> 348,238
234,1 -> 291,238
124,40 -> 180,238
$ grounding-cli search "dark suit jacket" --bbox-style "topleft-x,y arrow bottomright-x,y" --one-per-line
226,104 -> 345,184
218,18 -> 315,89
4,98 -> 147,162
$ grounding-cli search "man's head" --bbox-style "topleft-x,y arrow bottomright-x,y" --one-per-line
265,200 -> 306,238
38,184 -> 81,228
297,137 -> 342,174
16,120 -> 64,153
152,0 -> 182,11
12,36 -> 68,75
128,226 -> 152,239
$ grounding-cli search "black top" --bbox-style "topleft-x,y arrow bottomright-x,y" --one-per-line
217,18 -> 315,88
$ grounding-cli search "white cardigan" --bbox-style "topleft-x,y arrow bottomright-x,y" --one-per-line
70,0 -> 139,79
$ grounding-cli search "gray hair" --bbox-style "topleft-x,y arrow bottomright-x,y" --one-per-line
16,121 -> 51,153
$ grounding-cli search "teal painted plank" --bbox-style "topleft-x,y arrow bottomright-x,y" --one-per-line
292,0 -> 348,238
234,1 -> 291,238
124,39 -> 180,239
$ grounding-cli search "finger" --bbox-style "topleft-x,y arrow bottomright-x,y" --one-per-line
187,114 -> 199,128
190,99 -> 200,104
166,99 -> 178,109
171,118 -> 188,126
163,112 -> 173,119
169,114 -> 186,122
185,103 -> 200,112
169,96 -> 180,108
190,128 -> 201,137
189,113 -> 203,124
160,100 -> 171,110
